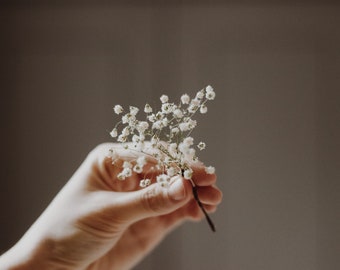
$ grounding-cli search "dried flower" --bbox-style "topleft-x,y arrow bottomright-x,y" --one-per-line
183,168 -> 193,179
197,142 -> 206,150
205,85 -> 216,100
113,105 -> 124,115
200,104 -> 208,114
181,94 -> 190,104
140,178 -> 151,188
129,106 -> 139,116
156,174 -> 170,188
160,95 -> 169,103
205,166 -> 215,174
110,128 -> 118,138
109,85 -> 217,231
144,104 -> 153,113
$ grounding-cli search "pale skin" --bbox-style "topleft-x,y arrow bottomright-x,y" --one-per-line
0,143 -> 222,270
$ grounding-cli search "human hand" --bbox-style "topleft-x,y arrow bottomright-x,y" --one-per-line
0,143 -> 222,270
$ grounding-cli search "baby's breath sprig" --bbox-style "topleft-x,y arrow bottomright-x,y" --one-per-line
109,85 -> 217,232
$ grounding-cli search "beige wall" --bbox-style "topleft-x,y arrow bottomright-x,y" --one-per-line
1,2 -> 339,270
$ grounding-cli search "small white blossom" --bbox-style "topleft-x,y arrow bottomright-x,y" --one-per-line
200,104 -> 208,114
123,161 -> 132,169
162,118 -> 168,127
155,111 -> 164,120
181,94 -> 190,104
178,142 -> 189,154
117,173 -> 126,180
188,104 -> 198,113
183,168 -> 193,179
140,178 -> 151,188
171,127 -> 180,134
144,103 -> 153,113
183,137 -> 194,146
169,143 -> 178,154
179,122 -> 190,132
123,167 -> 132,177
122,126 -> 130,136
196,90 -> 204,99
161,103 -> 173,114
160,95 -> 169,103
205,87 -> 216,100
139,179 -> 146,187
117,167 -> 132,180
117,134 -> 127,142
133,164 -> 143,174
144,179 -> 151,186
156,174 -> 170,188
197,142 -> 206,150
206,91 -> 215,100
167,166 -> 178,177
206,85 -> 214,92
122,113 -> 136,124
205,166 -> 215,174
147,114 -> 156,122
173,108 -> 183,118
191,99 -> 200,106
187,119 -> 197,129
137,121 -> 149,133
110,128 -> 118,138
129,106 -> 139,116
114,105 -> 123,114
152,120 -> 163,130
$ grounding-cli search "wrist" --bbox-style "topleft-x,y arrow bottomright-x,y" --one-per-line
0,230 -> 76,270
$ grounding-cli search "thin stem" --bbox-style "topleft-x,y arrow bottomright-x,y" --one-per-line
186,173 -> 216,232
191,185 -> 216,232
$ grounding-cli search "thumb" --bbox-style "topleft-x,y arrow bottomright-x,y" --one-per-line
118,176 -> 192,223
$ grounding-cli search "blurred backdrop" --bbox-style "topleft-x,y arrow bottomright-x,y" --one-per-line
1,1 -> 339,270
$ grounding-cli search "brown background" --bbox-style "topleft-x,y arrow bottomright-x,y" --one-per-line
1,1 -> 339,269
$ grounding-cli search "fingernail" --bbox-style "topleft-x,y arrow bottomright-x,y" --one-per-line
168,176 -> 186,201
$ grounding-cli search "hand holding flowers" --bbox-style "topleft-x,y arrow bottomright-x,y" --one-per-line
109,85 -> 218,231
0,86 -> 222,270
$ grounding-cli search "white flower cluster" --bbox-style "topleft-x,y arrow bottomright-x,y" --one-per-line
109,85 -> 216,188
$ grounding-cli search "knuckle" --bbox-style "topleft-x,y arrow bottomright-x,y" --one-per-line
141,186 -> 166,214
